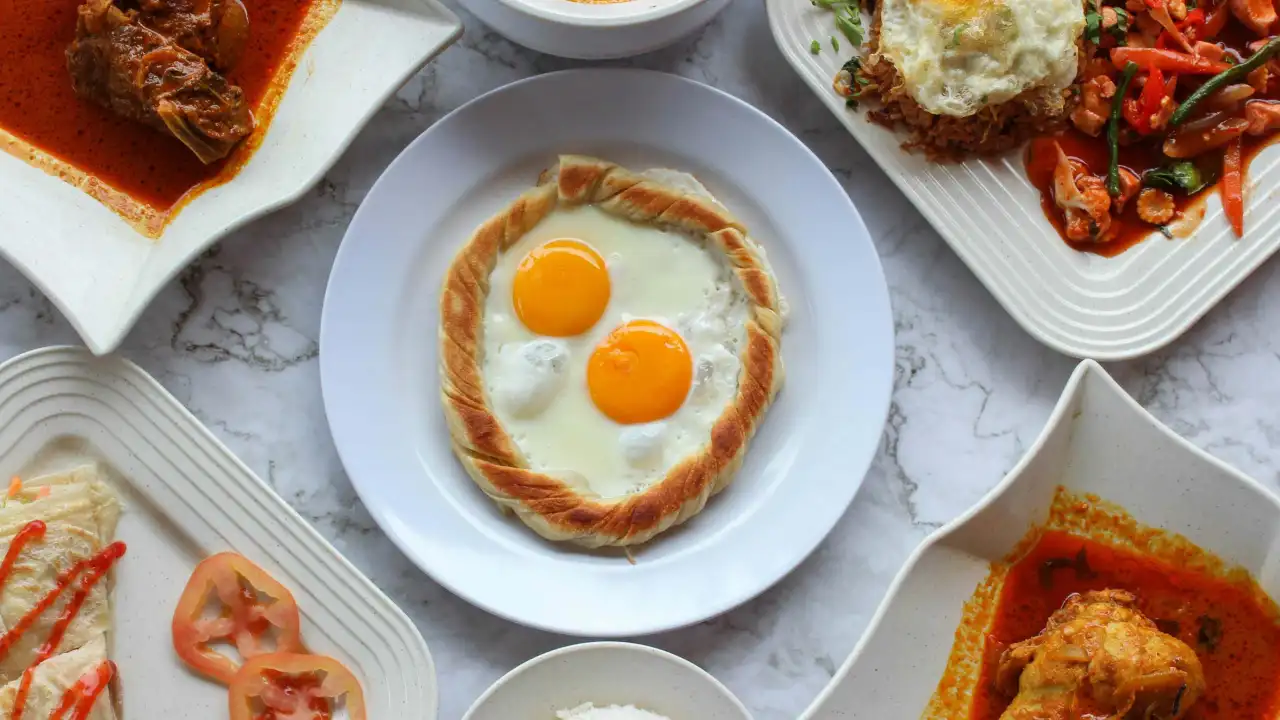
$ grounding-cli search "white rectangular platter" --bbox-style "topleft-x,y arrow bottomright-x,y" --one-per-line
0,346 -> 437,718
767,0 -> 1280,360
0,0 -> 460,356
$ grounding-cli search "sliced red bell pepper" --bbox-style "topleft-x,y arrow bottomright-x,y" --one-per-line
1111,47 -> 1232,74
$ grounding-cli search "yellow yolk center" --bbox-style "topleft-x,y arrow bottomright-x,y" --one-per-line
512,239 -> 610,337
587,320 -> 693,424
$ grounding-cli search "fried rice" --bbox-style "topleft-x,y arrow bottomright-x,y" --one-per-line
845,7 -> 1082,161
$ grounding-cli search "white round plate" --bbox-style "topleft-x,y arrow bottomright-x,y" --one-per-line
462,642 -> 750,719
320,69 -> 893,636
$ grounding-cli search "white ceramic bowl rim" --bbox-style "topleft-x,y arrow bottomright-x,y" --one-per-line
496,0 -> 707,28
463,642 -> 751,718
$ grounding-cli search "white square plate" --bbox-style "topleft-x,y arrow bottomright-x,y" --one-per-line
0,346 -> 438,718
800,359 -> 1280,717
0,1 -> 460,356
767,0 -> 1280,360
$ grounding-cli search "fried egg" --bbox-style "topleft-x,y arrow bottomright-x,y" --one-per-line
878,0 -> 1084,117
482,185 -> 765,500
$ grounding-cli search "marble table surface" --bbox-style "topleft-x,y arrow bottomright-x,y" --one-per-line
4,1 -> 1280,717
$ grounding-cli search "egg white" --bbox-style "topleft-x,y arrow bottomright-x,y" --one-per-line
481,202 -> 752,500
878,0 -> 1083,117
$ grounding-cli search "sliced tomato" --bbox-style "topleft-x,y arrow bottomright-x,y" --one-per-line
229,653 -> 366,720
172,552 -> 305,684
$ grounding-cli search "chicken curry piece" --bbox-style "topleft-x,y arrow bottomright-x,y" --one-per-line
970,531 -> 1280,720
66,0 -> 255,164
996,589 -> 1204,719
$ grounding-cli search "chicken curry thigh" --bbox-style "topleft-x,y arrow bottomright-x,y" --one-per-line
996,590 -> 1204,720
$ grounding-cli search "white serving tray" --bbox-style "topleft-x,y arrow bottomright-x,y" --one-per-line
801,359 -> 1280,717
767,0 -> 1280,360
0,0 -> 460,356
0,346 -> 437,718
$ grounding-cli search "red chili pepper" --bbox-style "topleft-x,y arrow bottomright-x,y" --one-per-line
1111,47 -> 1231,73
1141,67 -> 1167,117
1222,137 -> 1244,236
1202,1 -> 1230,38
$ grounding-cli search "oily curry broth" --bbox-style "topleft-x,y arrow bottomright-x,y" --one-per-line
0,0 -> 321,221
970,531 -> 1280,719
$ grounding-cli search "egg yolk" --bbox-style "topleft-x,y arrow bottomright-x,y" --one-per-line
512,239 -> 610,337
587,320 -> 693,424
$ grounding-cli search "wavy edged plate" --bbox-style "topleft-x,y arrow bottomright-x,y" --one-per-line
767,0 -> 1280,360
800,358 -> 1280,717
0,346 -> 437,718
0,0 -> 460,355
320,69 -> 894,636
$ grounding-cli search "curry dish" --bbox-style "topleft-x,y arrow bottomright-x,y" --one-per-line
926,488 -> 1280,720
0,0 -> 338,237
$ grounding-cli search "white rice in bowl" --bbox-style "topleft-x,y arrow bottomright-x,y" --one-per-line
555,702 -> 672,719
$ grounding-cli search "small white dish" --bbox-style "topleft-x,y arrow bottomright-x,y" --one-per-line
801,359 -> 1280,718
0,346 -> 437,719
456,0 -> 728,59
0,0 -> 460,355
320,69 -> 894,636
463,642 -> 751,720
767,0 -> 1280,360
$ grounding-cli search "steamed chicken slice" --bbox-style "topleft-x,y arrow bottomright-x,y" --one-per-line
996,589 -> 1205,720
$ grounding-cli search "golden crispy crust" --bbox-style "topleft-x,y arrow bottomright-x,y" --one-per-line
439,155 -> 785,547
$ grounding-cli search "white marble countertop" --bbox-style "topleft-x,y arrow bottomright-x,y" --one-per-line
3,1 -> 1280,717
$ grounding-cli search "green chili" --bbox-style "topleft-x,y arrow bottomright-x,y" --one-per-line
1108,62 -> 1139,196
1170,36 -> 1280,127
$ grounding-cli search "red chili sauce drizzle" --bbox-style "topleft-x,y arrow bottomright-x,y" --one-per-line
969,530 -> 1280,719
48,661 -> 114,720
0,520 -> 126,720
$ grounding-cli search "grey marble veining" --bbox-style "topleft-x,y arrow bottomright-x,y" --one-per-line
3,1 -> 1280,717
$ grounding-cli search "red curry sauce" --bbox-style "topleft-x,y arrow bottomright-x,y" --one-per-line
970,530 -> 1280,720
1025,132 -> 1273,257
0,0 -> 317,213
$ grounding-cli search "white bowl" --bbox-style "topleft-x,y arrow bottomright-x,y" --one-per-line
456,0 -> 729,59
802,359 -> 1280,718
463,642 -> 751,719
0,0 -> 460,355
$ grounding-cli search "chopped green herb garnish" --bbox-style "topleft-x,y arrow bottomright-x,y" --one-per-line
832,35 -> 840,50
1110,7 -> 1129,41
841,56 -> 861,75
1084,10 -> 1102,44
950,23 -> 968,48
812,0 -> 865,46
845,97 -> 859,109
811,39 -> 821,54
